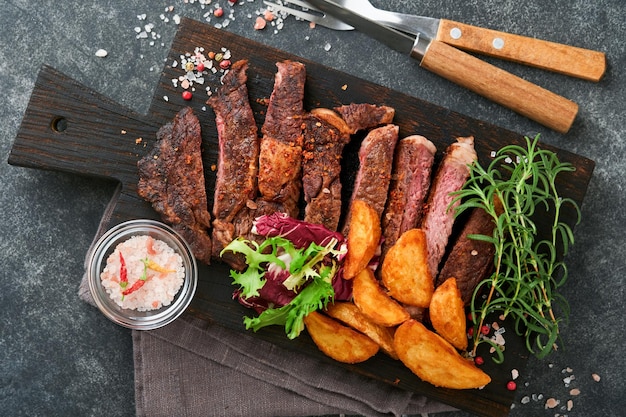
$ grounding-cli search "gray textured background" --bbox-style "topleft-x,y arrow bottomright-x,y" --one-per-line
1,0 -> 624,416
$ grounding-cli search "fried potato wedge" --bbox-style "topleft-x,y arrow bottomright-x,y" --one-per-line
353,267 -> 410,327
394,320 -> 491,389
304,311 -> 379,363
429,277 -> 468,350
326,301 -> 397,359
343,200 -> 381,279
380,228 -> 433,308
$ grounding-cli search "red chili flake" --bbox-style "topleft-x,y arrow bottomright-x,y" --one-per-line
182,91 -> 193,101
219,59 -> 231,69
506,380 -> 517,391
481,324 -> 491,335
474,356 -> 484,366
214,7 -> 224,17
196,62 -> 205,72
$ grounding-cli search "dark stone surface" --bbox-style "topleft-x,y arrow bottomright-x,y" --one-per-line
1,1 -> 624,416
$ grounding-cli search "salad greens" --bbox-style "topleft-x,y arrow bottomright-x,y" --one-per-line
221,233 -> 345,339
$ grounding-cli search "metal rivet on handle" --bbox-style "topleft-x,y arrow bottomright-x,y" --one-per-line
492,37 -> 505,49
450,27 -> 462,39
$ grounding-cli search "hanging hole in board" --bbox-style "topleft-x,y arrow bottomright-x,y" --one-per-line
50,116 -> 68,132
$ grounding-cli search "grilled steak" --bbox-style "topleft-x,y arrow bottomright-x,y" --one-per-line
137,107 -> 212,264
380,135 -> 436,258
421,136 -> 477,278
302,108 -> 352,230
437,207 -> 497,305
334,103 -> 395,134
257,60 -> 306,218
207,60 -> 260,262
342,124 -> 399,235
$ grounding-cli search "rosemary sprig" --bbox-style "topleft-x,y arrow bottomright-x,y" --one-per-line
452,134 -> 581,361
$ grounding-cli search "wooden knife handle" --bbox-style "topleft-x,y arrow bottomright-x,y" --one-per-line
436,19 -> 606,82
418,40 -> 578,133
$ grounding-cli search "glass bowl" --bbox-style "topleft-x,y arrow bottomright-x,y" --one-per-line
87,219 -> 198,330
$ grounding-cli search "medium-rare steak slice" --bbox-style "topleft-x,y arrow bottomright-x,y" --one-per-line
207,60 -> 259,261
341,124 -> 399,235
421,136 -> 477,279
380,135 -> 436,258
437,206 -> 499,305
302,108 -> 352,230
137,107 -> 212,264
334,103 -> 395,134
257,60 -> 306,218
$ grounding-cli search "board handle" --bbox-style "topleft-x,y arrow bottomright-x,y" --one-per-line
8,65 -> 160,183
417,40 -> 578,133
437,19 -> 606,82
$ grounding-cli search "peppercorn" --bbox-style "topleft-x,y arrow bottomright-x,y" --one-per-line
474,356 -> 484,366
182,91 -> 193,100
214,7 -> 224,17
506,381 -> 517,391
196,62 -> 205,72
219,59 -> 231,69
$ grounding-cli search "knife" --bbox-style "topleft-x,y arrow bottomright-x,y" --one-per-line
306,0 -> 579,133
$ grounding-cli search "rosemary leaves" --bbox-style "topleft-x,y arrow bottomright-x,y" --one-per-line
452,134 -> 581,361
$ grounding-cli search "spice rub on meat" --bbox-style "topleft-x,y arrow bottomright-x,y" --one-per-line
257,60 -> 306,218
380,135 -> 436,258
137,107 -> 212,264
341,124 -> 399,235
207,60 -> 259,261
334,103 -> 395,134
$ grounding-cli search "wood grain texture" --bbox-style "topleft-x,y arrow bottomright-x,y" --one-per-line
437,19 -> 607,82
8,17 -> 595,417
420,40 -> 579,133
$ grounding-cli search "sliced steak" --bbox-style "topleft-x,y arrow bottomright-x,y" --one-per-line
436,206 -> 498,305
421,136 -> 477,278
302,108 -> 352,230
342,124 -> 399,235
380,135 -> 436,258
207,60 -> 260,263
137,107 -> 212,264
257,60 -> 306,218
334,103 -> 395,134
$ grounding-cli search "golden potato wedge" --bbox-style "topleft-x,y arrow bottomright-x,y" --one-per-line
394,320 -> 491,389
380,228 -> 433,308
429,277 -> 468,350
326,301 -> 398,359
304,311 -> 379,363
353,267 -> 410,327
343,200 -> 381,279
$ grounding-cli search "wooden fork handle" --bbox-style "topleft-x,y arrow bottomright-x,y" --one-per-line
436,19 -> 606,82
417,40 -> 578,133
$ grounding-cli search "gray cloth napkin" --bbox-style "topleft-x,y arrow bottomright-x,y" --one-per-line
78,202 -> 457,417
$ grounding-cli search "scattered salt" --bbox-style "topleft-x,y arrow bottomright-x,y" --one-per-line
592,373 -> 601,382
95,49 -> 108,58
545,398 -> 560,409
324,42 -> 332,51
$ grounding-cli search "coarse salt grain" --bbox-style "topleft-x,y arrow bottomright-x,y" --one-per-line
545,398 -> 559,409
592,373 -> 601,382
95,49 -> 108,57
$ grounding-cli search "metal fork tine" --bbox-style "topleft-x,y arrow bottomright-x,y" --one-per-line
263,1 -> 353,31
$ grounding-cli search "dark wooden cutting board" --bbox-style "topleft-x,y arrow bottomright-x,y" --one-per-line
8,17 -> 595,417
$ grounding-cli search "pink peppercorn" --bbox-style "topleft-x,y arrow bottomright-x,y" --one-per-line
481,325 -> 490,335
182,91 -> 192,101
196,62 -> 205,72
506,381 -> 517,391
214,7 -> 224,17
474,356 -> 484,366
219,59 -> 231,69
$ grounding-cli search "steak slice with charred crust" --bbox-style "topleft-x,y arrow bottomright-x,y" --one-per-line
257,60 -> 306,218
137,107 -> 212,264
334,103 -> 395,134
421,136 -> 477,279
380,135 -> 436,258
207,60 -> 259,262
437,207 -> 498,305
342,124 -> 399,235
302,108 -> 352,230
